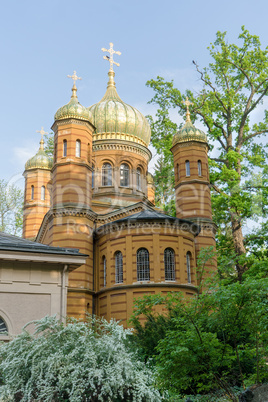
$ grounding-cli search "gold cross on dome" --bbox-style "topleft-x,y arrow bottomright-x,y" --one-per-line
67,70 -> 82,85
182,97 -> 193,122
101,42 -> 121,72
36,127 -> 48,142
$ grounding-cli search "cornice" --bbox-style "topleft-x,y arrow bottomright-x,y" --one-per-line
175,179 -> 210,188
171,140 -> 209,151
92,140 -> 152,161
51,118 -> 95,132
96,282 -> 198,295
51,159 -> 93,173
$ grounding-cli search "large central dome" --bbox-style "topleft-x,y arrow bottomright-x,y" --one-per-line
88,71 -> 151,147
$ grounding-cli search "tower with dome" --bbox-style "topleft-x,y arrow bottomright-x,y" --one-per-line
23,44 -> 216,326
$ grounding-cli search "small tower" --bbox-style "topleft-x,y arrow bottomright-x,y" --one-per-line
171,98 -> 217,275
46,71 -> 95,320
23,128 -> 52,240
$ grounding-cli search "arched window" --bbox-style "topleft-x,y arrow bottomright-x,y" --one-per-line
103,256 -> 107,287
0,317 -> 8,335
76,140 -> 81,158
41,186 -> 45,200
186,252 -> 191,283
102,163 -> 112,186
31,185 -> 34,200
185,160 -> 190,176
164,248 -> 175,281
63,140 -> 67,157
177,164 -> 180,180
136,167 -> 142,191
137,248 -> 150,281
198,160 -> 202,176
115,251 -> 123,284
92,164 -> 95,188
120,163 -> 129,187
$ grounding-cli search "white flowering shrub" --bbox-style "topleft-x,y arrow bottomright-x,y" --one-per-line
0,316 -> 162,401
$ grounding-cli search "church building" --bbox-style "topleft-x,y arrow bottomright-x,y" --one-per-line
23,43 -> 216,327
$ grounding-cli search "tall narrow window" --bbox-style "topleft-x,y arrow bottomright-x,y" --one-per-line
185,160 -> 190,176
136,167 -> 142,190
120,163 -> 129,187
63,140 -> 67,157
41,186 -> 45,200
186,252 -> 191,283
198,160 -> 202,176
115,251 -> 123,284
92,164 -> 95,188
164,248 -> 175,281
177,164 -> 180,180
102,163 -> 112,186
137,248 -> 150,281
76,140 -> 81,158
31,185 -> 34,200
0,318 -> 8,335
103,256 -> 107,287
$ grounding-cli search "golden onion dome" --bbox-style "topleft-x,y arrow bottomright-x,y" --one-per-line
147,172 -> 154,184
25,139 -> 52,171
88,71 -> 151,147
173,99 -> 207,146
54,84 -> 93,123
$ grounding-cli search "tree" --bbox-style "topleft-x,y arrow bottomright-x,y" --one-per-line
0,180 -> 23,236
146,27 -> 268,279
0,315 -> 162,402
44,132 -> 54,157
131,277 -> 268,400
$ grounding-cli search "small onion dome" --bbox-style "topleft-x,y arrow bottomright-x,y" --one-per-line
147,172 -> 154,184
54,84 -> 93,123
88,71 -> 151,147
25,139 -> 52,171
172,106 -> 207,146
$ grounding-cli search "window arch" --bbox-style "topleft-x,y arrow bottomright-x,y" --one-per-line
102,163 -> 112,186
198,160 -> 202,176
103,256 -> 107,287
63,139 -> 67,157
76,140 -> 81,158
136,167 -> 142,191
185,160 -> 190,177
0,317 -> 8,335
164,248 -> 175,281
120,163 -> 130,187
31,185 -> 34,200
186,252 -> 191,283
41,185 -> 45,200
115,251 -> 123,284
137,248 -> 150,281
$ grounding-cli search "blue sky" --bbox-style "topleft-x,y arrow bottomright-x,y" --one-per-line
1,0 -> 268,188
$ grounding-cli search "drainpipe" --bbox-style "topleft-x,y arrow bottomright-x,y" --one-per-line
60,264 -> 68,323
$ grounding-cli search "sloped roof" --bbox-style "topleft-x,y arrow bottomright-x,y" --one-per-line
0,232 -> 87,257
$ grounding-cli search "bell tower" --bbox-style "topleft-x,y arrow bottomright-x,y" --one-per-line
23,128 -> 52,240
45,71 -> 96,319
171,98 -> 217,277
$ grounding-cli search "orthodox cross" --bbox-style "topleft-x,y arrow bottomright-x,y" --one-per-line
183,97 -> 193,122
36,127 -> 48,142
67,70 -> 82,85
101,42 -> 121,72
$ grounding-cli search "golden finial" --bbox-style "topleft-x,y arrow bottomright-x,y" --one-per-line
101,42 -> 121,72
183,97 -> 193,122
36,127 -> 48,150
67,70 -> 82,98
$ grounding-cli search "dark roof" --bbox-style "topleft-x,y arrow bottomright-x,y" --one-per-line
96,209 -> 200,236
0,232 -> 87,256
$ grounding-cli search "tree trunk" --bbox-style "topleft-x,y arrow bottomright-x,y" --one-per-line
231,216 -> 247,281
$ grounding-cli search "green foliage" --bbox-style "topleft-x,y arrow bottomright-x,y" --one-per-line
131,270 -> 268,398
146,27 -> 268,277
0,179 -> 23,236
0,315 -> 163,401
44,133 -> 54,157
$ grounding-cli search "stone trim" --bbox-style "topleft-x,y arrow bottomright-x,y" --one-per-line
96,282 -> 198,295
93,140 -> 152,161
